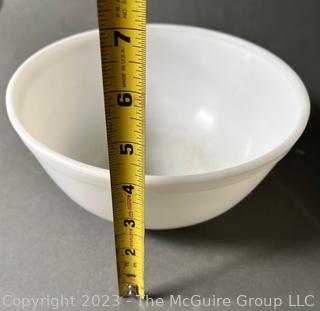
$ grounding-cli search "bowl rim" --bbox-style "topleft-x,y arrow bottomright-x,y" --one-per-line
6,24 -> 310,189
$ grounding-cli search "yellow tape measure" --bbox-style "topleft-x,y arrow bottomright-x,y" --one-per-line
97,0 -> 146,298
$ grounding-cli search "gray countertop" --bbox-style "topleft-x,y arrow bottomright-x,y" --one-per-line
1,1 -> 319,310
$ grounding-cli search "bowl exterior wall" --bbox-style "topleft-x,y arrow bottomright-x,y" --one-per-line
145,164 -> 275,229
31,145 -> 277,229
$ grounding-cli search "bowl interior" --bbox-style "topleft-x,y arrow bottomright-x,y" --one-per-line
11,26 -> 306,176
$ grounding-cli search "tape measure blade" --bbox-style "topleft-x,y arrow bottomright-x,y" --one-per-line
97,0 -> 146,298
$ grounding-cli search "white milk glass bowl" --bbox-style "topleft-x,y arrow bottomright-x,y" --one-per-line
6,24 -> 310,229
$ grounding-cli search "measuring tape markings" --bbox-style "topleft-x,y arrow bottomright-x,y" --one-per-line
97,0 -> 146,298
